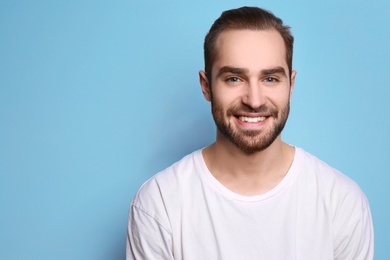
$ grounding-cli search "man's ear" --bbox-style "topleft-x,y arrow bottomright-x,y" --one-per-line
199,70 -> 211,102
289,70 -> 297,96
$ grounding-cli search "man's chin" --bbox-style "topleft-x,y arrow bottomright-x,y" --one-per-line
227,135 -> 276,154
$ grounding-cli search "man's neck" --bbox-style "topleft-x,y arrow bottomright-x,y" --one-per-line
202,135 -> 295,196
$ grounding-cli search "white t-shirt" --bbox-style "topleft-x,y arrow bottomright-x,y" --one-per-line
126,148 -> 374,260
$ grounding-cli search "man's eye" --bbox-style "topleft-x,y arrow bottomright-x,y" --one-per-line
264,77 -> 278,83
227,77 -> 241,82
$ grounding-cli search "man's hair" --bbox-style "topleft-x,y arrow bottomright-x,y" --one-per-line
203,6 -> 294,82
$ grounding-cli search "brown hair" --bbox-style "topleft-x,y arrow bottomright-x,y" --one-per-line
203,6 -> 294,82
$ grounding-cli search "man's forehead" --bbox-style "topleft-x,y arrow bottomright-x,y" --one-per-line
212,29 -> 288,72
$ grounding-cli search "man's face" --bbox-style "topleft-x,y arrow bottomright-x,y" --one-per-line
200,29 -> 296,154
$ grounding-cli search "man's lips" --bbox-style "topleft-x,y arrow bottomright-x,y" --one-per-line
228,106 -> 276,124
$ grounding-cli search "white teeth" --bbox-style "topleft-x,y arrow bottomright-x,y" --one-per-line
239,116 -> 266,123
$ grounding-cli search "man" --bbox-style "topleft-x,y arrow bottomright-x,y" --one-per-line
127,6 -> 374,259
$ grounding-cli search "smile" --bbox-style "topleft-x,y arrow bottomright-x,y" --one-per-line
238,116 -> 266,123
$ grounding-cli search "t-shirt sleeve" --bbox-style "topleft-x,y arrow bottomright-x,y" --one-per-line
333,189 -> 374,260
126,204 -> 174,260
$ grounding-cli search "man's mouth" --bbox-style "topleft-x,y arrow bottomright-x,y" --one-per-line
238,116 -> 266,123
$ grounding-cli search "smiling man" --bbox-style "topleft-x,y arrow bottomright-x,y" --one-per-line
127,7 -> 374,259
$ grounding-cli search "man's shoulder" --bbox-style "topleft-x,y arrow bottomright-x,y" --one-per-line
153,149 -> 202,185
132,149 -> 203,208
297,148 -> 367,202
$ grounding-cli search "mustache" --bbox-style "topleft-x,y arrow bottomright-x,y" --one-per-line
227,104 -> 278,116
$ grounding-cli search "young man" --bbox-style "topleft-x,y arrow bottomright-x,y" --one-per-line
127,7 -> 374,259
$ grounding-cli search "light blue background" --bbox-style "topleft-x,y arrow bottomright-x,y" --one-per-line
1,0 -> 389,259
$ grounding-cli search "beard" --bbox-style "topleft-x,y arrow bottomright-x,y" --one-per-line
211,98 -> 290,154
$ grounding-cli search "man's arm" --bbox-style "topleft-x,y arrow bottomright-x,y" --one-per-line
126,205 -> 174,260
333,192 -> 374,260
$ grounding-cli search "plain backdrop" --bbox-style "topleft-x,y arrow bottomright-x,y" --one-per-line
1,0 -> 389,259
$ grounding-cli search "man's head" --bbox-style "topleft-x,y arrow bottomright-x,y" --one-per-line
203,6 -> 294,83
199,7 -> 296,154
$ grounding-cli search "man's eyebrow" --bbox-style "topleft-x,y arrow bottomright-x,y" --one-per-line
216,66 -> 287,78
216,66 -> 249,77
261,67 -> 287,77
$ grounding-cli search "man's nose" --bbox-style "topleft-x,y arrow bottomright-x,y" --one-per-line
241,82 -> 266,109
